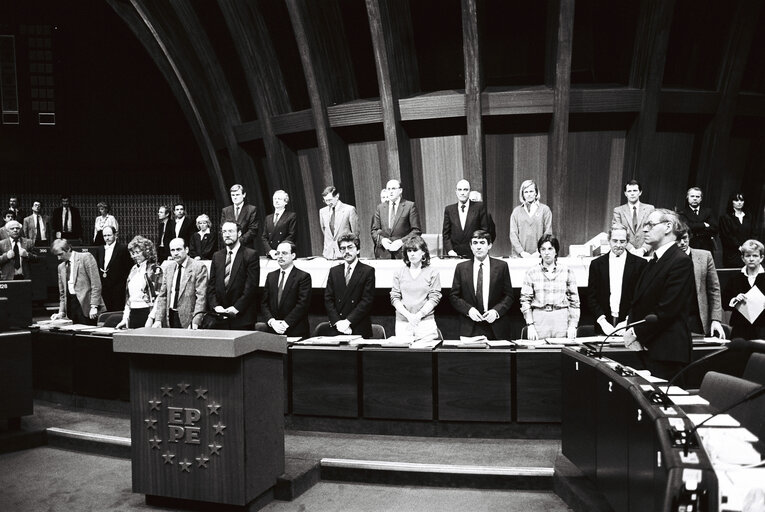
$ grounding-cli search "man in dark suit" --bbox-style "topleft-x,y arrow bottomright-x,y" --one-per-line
449,230 -> 514,340
258,241 -> 311,338
678,187 -> 717,253
95,226 -> 132,311
156,205 -> 173,262
443,179 -> 489,258
262,190 -> 297,259
22,201 -> 51,246
51,195 -> 82,241
8,196 -> 23,222
172,202 -> 195,247
220,184 -> 259,252
624,209 -> 695,380
324,234 -> 375,338
206,221 -> 260,330
0,220 -> 38,280
371,179 -> 421,259
587,224 -> 647,334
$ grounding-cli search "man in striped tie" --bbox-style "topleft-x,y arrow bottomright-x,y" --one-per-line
206,221 -> 260,330
257,241 -> 312,338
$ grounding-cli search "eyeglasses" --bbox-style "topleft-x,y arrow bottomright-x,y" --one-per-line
644,219 -> 668,229
339,245 -> 356,252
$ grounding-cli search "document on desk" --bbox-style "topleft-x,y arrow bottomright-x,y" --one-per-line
686,413 -> 740,427
718,468 -> 765,512
737,285 -> 765,324
485,340 -> 514,348
669,394 -> 709,405
296,335 -> 360,345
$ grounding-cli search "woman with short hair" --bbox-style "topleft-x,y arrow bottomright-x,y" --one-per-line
115,236 -> 163,329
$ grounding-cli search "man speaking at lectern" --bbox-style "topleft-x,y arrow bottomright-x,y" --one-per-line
624,209 -> 694,380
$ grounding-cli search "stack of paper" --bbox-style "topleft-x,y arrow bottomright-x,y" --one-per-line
295,335 -> 360,345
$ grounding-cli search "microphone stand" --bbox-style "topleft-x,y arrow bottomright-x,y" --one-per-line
580,314 -> 657,359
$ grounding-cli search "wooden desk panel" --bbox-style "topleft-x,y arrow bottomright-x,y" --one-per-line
31,331 -> 75,393
515,349 -> 562,422
362,350 -> 433,420
0,331 -> 33,421
437,350 -> 512,422
290,346 -> 359,418
74,335 -> 129,400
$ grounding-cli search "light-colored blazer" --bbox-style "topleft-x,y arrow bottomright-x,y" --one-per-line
689,248 -> 723,335
57,251 -> 104,317
153,257 -> 208,328
22,214 -> 51,242
320,201 -> 358,259
612,202 -> 654,253
0,237 -> 37,280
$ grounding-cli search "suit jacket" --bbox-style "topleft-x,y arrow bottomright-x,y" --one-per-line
57,250 -> 104,317
51,206 -> 82,240
678,205 -> 717,253
449,257 -> 514,339
442,201 -> 489,258
173,217 -> 195,247
221,204 -> 259,252
22,213 -> 51,243
0,237 -> 37,280
262,266 -> 312,337
206,245 -> 260,329
688,248 -> 723,335
95,242 -> 132,312
262,211 -> 297,255
629,243 -> 694,364
612,202 -> 654,253
157,218 -> 174,261
587,251 -> 647,332
324,261 -> 375,338
370,200 -> 421,259
189,231 -> 217,260
154,258 -> 208,328
320,201 -> 358,259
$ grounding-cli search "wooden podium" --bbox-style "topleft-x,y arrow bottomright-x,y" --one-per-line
113,328 -> 286,510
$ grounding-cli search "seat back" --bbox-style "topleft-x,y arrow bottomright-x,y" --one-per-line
577,325 -> 596,338
742,353 -> 765,385
97,311 -> 123,327
698,371 -> 762,433
313,321 -> 334,337
371,324 -> 386,339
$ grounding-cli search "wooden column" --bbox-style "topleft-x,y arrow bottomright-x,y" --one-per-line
545,0 -> 575,242
286,0 -> 357,204
366,0 -> 417,197
219,0 -> 312,255
623,0 -> 676,188
693,0 -> 761,210
462,0 -> 484,192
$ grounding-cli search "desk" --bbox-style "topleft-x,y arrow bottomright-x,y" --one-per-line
0,331 -> 32,427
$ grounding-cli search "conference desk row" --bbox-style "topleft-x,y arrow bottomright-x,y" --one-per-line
30,328 -> 727,426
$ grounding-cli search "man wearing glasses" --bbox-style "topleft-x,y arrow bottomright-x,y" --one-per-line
624,209 -> 695,380
324,234 -> 375,338
371,179 -> 421,259
258,241 -> 312,338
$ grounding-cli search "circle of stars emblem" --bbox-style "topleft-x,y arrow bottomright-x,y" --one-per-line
144,381 -> 226,474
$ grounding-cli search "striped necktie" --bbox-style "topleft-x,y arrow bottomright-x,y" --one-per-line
224,251 -> 233,287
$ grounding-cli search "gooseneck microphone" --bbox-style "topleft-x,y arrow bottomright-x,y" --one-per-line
590,314 -> 658,359
683,384 -> 765,456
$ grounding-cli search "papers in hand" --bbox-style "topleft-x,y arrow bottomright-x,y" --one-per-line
736,285 -> 765,324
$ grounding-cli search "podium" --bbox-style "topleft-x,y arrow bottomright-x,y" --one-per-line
114,328 -> 287,510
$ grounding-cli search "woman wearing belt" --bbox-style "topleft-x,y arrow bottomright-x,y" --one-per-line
115,235 -> 163,329
519,234 -> 580,340
390,235 -> 442,339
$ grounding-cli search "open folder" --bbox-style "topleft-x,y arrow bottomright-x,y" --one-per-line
737,285 -> 765,324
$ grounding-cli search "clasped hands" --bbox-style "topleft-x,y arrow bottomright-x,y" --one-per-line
467,307 -> 499,324
214,305 -> 239,316
268,318 -> 290,335
5,247 -> 29,259
381,238 -> 403,252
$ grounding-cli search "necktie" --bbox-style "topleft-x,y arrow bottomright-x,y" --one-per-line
277,270 -> 285,306
35,215 -> 41,241
66,260 -> 71,284
345,265 -> 351,285
632,206 -> 637,232
173,263 -> 183,309
693,208 -> 699,216
235,206 -> 240,221
329,207 -> 335,236
461,203 -> 466,213
273,212 -> 280,226
224,250 -> 232,287
476,263 -> 484,313
388,202 -> 394,229
13,241 -> 21,269
64,208 -> 70,232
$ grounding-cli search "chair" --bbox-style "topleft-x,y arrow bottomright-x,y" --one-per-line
698,371 -> 761,423
97,311 -> 123,327
313,321 -> 386,339
371,324 -> 386,339
520,326 -> 528,339
577,325 -> 596,338
742,353 -> 765,385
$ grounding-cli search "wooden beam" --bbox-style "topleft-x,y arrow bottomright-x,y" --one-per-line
366,0 -> 416,199
108,0 -> 228,206
286,0 -> 357,204
462,0 -> 484,191
658,90 -> 720,114
693,0 -> 762,209
622,0 -> 675,186
545,0 -> 574,241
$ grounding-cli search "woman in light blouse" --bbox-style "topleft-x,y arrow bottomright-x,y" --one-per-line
390,235 -> 442,338
519,234 -> 580,340
93,201 -> 119,245
115,236 -> 163,329
509,180 -> 553,258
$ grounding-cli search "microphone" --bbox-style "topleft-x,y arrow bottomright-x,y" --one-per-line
683,384 -> 765,456
586,314 -> 658,359
663,338 -> 750,394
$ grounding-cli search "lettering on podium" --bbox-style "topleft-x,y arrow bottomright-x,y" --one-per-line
144,382 -> 226,473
